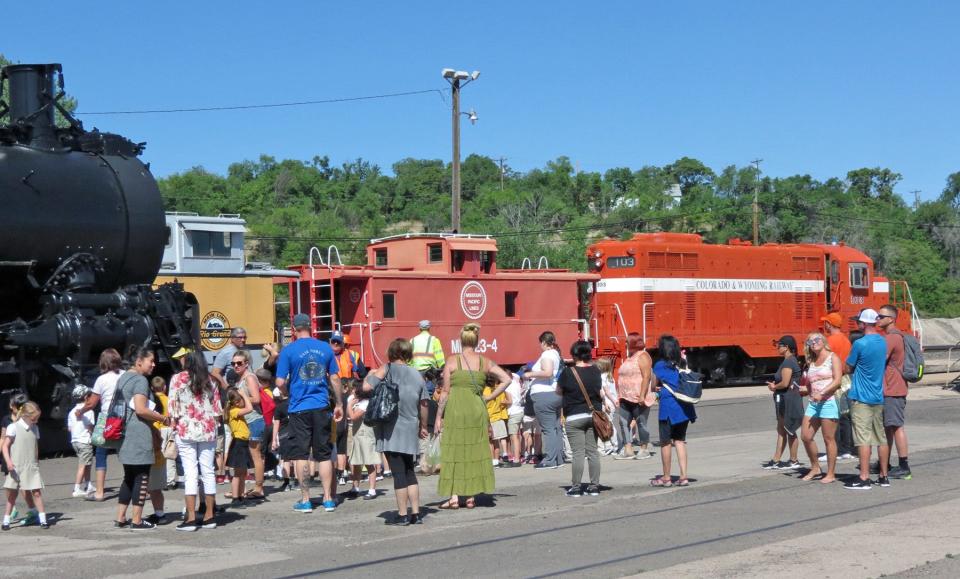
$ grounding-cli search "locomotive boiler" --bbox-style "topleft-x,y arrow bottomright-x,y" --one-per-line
0,64 -> 197,448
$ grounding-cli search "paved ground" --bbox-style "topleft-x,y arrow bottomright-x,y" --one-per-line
2,377 -> 959,578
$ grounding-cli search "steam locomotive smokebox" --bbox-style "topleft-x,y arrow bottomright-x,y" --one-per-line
0,64 -> 164,319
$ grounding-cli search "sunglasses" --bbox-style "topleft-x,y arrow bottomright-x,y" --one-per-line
805,338 -> 823,346
876,314 -> 892,319
231,361 -> 246,367
234,336 -> 247,340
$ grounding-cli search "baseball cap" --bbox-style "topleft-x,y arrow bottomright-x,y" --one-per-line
330,331 -> 345,344
820,312 -> 843,328
292,313 -> 311,329
72,385 -> 92,400
419,320 -> 431,330
776,335 -> 798,353
857,308 -> 879,324
171,347 -> 193,359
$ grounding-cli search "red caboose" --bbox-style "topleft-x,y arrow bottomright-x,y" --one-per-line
588,233 -> 918,383
282,234 -> 596,368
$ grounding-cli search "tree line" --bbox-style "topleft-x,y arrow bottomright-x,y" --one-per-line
158,154 -> 960,318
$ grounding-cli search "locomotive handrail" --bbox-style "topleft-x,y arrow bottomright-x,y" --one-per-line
308,246 -> 326,269
613,303 -> 629,344
537,256 -> 549,269
327,245 -> 343,268
570,318 -> 590,341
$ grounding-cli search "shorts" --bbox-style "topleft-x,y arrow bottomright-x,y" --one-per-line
884,396 -> 906,428
287,408 -> 333,462
522,416 -> 541,435
73,442 -> 94,466
226,439 -> 253,469
507,413 -> 523,436
247,418 -> 265,442
773,393 -> 786,419
805,398 -> 840,420
659,419 -> 689,443
850,400 -> 885,446
148,464 -> 165,491
490,419 -> 508,440
277,428 -> 293,459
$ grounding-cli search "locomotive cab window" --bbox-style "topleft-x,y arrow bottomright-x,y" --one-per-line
375,248 -> 388,267
849,263 -> 869,289
428,243 -> 443,263
190,231 -> 232,257
382,292 -> 396,319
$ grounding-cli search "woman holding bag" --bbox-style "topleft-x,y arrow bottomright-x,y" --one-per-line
557,341 -> 605,497
362,339 -> 429,525
168,352 -> 222,531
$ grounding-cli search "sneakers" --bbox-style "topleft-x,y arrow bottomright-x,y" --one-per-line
200,519 -> 217,529
635,452 -> 653,460
838,453 -> 856,461
323,500 -> 337,512
1,523 -> 8,531
113,519 -> 130,528
72,489 -> 88,498
176,520 -> 198,532
585,484 -> 600,496
40,522 -> 50,529
565,486 -> 583,497
889,466 -> 912,480
292,500 -> 314,513
817,453 -> 828,463
777,460 -> 801,470
145,513 -> 167,525
534,463 -> 559,470
337,475 -> 348,486
215,475 -> 226,485
363,491 -> 377,501
129,521 -> 156,530
20,511 -> 39,526
844,478 -> 873,491
502,461 -> 522,468
761,460 -> 778,470
614,453 -> 635,461
877,476 -> 891,487
278,478 -> 290,492
385,513 -> 411,526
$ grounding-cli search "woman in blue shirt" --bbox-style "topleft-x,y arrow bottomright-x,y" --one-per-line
651,335 -> 697,487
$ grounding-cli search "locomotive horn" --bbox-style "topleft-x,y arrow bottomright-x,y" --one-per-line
2,63 -> 62,148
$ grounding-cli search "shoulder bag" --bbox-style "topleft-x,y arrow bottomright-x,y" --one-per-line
570,367 -> 613,442
364,363 -> 399,427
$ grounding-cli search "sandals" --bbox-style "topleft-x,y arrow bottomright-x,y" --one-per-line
676,478 -> 690,487
438,499 -> 460,510
245,490 -> 266,501
650,476 -> 673,487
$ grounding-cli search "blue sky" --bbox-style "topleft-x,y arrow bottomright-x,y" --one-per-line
6,1 -> 958,201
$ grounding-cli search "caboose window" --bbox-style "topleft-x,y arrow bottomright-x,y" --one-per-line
190,231 -> 232,257
428,243 -> 443,263
849,263 -> 869,289
505,291 -> 518,318
480,251 -> 494,274
382,292 -> 396,319
375,248 -> 388,267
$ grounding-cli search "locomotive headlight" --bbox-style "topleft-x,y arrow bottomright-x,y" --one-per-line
594,250 -> 602,258
595,259 -> 602,268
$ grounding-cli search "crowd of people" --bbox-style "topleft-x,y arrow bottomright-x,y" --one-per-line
0,304 -> 915,531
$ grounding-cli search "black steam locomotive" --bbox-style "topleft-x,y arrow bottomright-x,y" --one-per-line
0,64 -> 198,450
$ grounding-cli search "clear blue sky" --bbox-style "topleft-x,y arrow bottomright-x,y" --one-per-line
7,1 -> 958,201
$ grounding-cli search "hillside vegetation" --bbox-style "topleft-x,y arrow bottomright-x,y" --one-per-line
159,155 -> 960,317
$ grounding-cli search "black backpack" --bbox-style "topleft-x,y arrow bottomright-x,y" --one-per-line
364,364 -> 399,427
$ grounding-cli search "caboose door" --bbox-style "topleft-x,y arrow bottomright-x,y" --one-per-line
594,303 -> 626,356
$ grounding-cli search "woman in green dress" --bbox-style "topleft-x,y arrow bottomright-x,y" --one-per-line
435,323 -> 511,509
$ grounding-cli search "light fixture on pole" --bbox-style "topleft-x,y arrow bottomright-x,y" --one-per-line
442,67 -> 480,232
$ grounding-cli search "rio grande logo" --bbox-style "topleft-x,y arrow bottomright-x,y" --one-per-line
200,311 -> 232,350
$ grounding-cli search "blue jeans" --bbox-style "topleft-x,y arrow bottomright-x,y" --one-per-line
532,392 -> 563,467
95,446 -> 109,470
248,418 -> 265,442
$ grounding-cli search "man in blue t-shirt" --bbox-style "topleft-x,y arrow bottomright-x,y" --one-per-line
843,308 -> 891,491
276,314 -> 341,513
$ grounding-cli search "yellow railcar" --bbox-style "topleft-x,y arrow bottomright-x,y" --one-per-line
155,213 -> 297,366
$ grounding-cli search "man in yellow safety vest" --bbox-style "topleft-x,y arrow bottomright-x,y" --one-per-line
411,320 -> 444,374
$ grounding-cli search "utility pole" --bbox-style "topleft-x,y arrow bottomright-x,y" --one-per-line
442,68 -> 480,233
498,157 -> 507,191
910,190 -> 921,210
751,158 -> 763,245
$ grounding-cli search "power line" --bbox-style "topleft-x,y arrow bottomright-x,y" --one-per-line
75,88 -> 446,115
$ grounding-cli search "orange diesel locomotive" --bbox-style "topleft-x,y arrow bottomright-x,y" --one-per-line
282,234 -> 597,368
588,233 -> 918,383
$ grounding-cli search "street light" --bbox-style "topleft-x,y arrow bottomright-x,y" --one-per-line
442,67 -> 480,232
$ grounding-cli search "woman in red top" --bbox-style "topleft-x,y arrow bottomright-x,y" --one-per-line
614,333 -> 654,460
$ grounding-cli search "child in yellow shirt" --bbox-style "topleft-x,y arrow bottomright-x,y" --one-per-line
483,373 -> 512,467
224,388 -> 252,509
